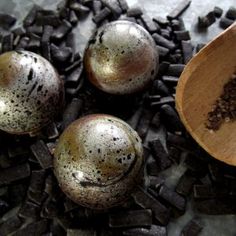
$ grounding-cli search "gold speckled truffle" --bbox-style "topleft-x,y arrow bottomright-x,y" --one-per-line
54,114 -> 143,209
0,50 -> 64,134
84,20 -> 159,95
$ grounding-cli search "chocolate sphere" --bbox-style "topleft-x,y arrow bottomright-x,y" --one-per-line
84,20 -> 159,94
54,114 -> 143,209
0,50 -> 64,134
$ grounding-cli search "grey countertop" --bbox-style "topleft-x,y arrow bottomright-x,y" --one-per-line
1,0 -> 236,235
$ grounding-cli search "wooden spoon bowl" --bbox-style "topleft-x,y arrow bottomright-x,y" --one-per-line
176,22 -> 236,166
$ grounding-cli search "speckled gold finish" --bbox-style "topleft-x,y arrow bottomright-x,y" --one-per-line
0,50 -> 64,134
54,114 -> 143,209
84,20 -> 159,94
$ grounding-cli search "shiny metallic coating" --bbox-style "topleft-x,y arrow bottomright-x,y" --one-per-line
84,20 -> 159,94
54,114 -> 143,209
0,50 -> 64,134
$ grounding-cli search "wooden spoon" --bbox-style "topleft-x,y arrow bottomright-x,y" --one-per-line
176,22 -> 236,166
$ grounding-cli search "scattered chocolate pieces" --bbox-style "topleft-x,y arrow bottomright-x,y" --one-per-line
0,1 -> 236,235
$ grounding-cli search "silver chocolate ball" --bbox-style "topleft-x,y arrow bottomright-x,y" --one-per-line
0,50 -> 64,134
54,114 -> 143,209
84,20 -> 159,94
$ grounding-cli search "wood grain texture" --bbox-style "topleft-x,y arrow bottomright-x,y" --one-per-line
176,22 -> 236,166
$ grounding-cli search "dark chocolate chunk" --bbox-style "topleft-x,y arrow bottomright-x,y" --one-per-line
118,0 -> 129,13
158,185 -> 186,211
136,108 -> 153,139
29,169 -> 46,193
219,17 -> 234,29
93,7 -> 111,24
126,107 -> 142,130
51,44 -> 72,63
194,198 -> 236,214
65,79 -> 84,96
167,0 -> 191,20
152,80 -> 170,96
69,10 -> 78,25
19,199 -> 40,219
149,139 -> 171,171
2,33 -> 13,52
160,104 -> 183,132
171,19 -> 185,31
127,7 -> 143,17
153,16 -> 169,27
181,218 -> 203,236
198,11 -> 216,28
151,96 -> 175,107
41,197 -> 60,219
148,176 -> 164,189
150,112 -> 161,128
12,27 -> 26,36
64,59 -> 82,73
42,122 -> 59,139
213,6 -> 223,18
181,40 -> 193,64
52,20 -> 72,40
35,13 -> 61,26
0,163 -> 30,186
70,2 -> 90,15
226,6 -> 236,20
157,61 -> 170,76
132,187 -> 171,225
65,64 -> 84,87
28,190 -> 47,205
27,33 -> 41,51
0,216 -> 22,236
62,98 -> 83,129
147,95 -> 161,102
160,29 -> 171,39
15,36 -> 29,50
66,32 -> 76,61
174,30 -> 190,41
12,220 -> 48,236
166,64 -> 185,76
152,33 -> 176,50
176,170 -> 197,196
23,4 -> 41,27
162,76 -> 179,85
93,0 -> 102,15
26,25 -> 43,35
41,42 -> 51,61
101,0 -> 122,16
167,133 -> 193,151
141,14 -> 160,33
30,140 -> 53,169
123,224 -> 167,236
0,13 -> 16,29
157,45 -> 169,57
109,209 -> 152,228
193,184 -> 228,199
146,159 -> 159,176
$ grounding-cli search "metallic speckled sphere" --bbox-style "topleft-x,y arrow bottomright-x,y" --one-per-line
0,50 -> 64,134
54,114 -> 143,209
84,20 -> 159,94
